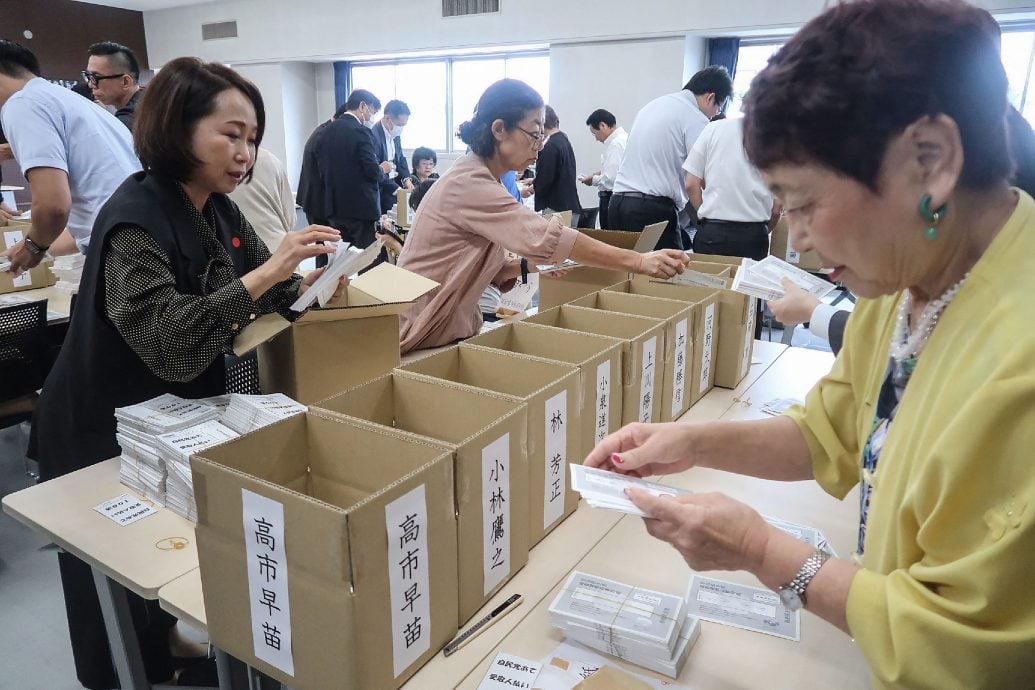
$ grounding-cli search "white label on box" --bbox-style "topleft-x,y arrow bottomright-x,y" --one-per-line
785,245 -> 801,264
3,229 -> 24,250
12,270 -> 32,288
481,434 -> 511,594
543,390 -> 567,531
594,361 -> 611,444
671,318 -> 689,418
241,489 -> 294,677
93,493 -> 158,526
639,336 -> 657,423
478,652 -> 541,690
699,304 -> 715,395
385,483 -> 432,677
741,298 -> 757,376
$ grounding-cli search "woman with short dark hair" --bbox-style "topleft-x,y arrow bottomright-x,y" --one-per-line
28,57 -> 341,689
396,78 -> 687,353
586,1 -> 1035,687
409,146 -> 439,187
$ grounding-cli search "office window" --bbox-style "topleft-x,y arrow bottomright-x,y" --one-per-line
1001,28 -> 1035,123
727,42 -> 784,117
351,52 -> 549,153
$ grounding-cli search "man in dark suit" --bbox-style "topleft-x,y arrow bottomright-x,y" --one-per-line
533,105 -> 582,215
371,99 -> 413,213
302,89 -> 388,250
297,103 -> 347,230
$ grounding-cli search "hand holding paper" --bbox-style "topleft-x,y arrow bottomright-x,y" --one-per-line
570,464 -> 690,517
582,421 -> 697,478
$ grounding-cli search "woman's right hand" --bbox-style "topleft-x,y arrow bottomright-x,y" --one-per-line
263,225 -> 341,283
636,250 -> 688,279
584,422 -> 697,478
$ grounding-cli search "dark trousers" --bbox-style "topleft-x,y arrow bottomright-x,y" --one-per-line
308,215 -> 377,268
608,193 -> 683,250
58,551 -> 176,689
692,219 -> 771,339
598,190 -> 613,229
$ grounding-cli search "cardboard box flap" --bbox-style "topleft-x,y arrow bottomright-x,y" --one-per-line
579,221 -> 664,253
232,313 -> 291,357
349,262 -> 438,305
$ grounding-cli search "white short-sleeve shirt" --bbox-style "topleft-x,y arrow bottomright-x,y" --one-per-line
1,78 -> 141,253
682,118 -> 773,223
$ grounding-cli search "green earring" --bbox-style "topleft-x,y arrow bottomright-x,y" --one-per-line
918,194 -> 947,240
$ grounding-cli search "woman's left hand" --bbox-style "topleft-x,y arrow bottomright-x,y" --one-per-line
626,489 -> 770,573
298,268 -> 349,304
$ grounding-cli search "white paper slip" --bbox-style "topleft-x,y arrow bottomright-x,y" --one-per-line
94,493 -> 159,526
685,576 -> 800,641
759,398 -> 803,416
289,239 -> 382,311
536,258 -> 580,273
663,269 -> 729,289
498,273 -> 539,314
730,258 -> 785,301
763,515 -> 822,548
570,465 -> 690,518
753,255 -> 836,298
478,653 -> 541,690
540,642 -> 693,690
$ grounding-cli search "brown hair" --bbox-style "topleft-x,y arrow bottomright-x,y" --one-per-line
134,57 -> 265,183
743,0 -> 1010,191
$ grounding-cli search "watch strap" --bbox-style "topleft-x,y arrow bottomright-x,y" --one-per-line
24,236 -> 50,255
780,550 -> 830,606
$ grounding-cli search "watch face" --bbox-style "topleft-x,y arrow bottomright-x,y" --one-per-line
779,588 -> 803,611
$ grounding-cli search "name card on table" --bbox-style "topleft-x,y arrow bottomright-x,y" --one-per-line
242,489 -> 294,677
478,652 -> 542,690
94,494 -> 158,526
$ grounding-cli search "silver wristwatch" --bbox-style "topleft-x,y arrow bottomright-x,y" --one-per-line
777,550 -> 830,611
23,236 -> 50,256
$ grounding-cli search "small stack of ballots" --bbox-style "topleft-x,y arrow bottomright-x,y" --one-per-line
50,254 -> 86,293
731,256 -> 836,302
549,571 -> 702,678
115,395 -> 222,505
221,393 -> 307,434
158,420 -> 240,521
570,464 -> 691,518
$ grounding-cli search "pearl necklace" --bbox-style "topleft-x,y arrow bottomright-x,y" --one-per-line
890,273 -> 969,363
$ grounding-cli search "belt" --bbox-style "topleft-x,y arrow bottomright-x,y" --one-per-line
612,191 -> 672,203
598,190 -> 613,198
699,218 -> 769,226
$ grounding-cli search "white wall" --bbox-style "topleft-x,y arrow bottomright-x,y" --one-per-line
549,37 -> 689,209
231,63 -> 289,169
280,62 -> 318,189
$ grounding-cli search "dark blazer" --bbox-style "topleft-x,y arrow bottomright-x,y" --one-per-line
296,119 -> 334,222
533,131 -> 582,213
319,115 -> 384,222
371,121 -> 410,212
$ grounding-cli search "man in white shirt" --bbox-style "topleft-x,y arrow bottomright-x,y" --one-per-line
0,40 -> 140,274
610,66 -> 732,250
372,99 -> 414,213
580,108 -> 627,229
683,117 -> 780,261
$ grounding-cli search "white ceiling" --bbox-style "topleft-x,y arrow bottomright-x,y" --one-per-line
75,0 -> 216,11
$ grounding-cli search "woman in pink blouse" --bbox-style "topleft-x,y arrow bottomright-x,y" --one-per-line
397,79 -> 687,353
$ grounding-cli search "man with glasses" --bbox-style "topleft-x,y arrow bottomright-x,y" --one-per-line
0,40 -> 139,274
84,41 -> 144,130
610,65 -> 733,250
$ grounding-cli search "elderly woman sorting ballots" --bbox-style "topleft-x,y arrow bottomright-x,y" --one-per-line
396,78 -> 687,353
584,1 -> 1035,687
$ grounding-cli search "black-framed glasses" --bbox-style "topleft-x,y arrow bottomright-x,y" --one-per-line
515,126 -> 549,149
81,71 -> 126,87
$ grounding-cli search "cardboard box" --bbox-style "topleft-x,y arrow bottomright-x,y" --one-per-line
525,305 -> 666,425
395,188 -> 412,227
569,291 -> 694,422
0,221 -> 56,294
192,410 -> 458,690
538,223 -> 665,310
682,260 -> 756,389
768,218 -> 823,271
467,321 -> 624,462
232,263 -> 438,404
398,345 -> 580,546
313,373 -> 530,623
604,280 -> 720,406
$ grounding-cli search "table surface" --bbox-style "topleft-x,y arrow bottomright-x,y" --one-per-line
2,458 -> 199,599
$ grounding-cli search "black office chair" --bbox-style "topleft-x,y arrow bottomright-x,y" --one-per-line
224,351 -> 262,395
0,299 -> 49,477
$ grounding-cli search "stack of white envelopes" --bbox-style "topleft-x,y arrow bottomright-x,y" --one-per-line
549,571 -> 702,678
51,254 -> 86,293
221,393 -> 307,434
157,419 -> 240,521
115,394 -> 221,505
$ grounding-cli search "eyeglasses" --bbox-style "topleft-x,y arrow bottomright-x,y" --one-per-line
81,71 -> 126,88
515,126 -> 549,150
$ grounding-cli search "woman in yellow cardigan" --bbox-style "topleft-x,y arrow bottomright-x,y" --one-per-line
585,1 -> 1035,687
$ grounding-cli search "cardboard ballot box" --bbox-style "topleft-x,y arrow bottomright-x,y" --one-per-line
538,223 -> 665,310
232,263 -> 437,404
399,345 -> 579,546
467,321 -> 624,459
603,280 -> 720,406
681,260 -> 757,389
1,220 -> 56,294
192,410 -> 458,690
768,217 -> 823,272
569,291 -> 694,423
525,305 -> 666,425
313,373 -> 530,623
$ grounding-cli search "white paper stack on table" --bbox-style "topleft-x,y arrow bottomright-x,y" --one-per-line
157,419 -> 239,521
570,465 -> 691,518
115,394 -> 222,505
731,256 -> 837,301
548,571 -> 702,678
50,254 -> 86,293
221,393 -> 307,434
0,255 -> 9,273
